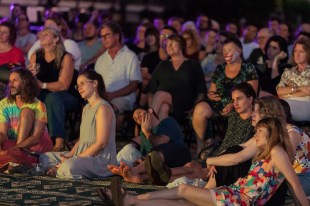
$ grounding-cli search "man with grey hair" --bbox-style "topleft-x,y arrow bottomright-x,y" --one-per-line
95,21 -> 142,129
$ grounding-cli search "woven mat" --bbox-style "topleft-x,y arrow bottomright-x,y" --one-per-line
0,172 -> 165,205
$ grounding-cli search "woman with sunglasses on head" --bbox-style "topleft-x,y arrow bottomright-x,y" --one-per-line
29,26 -> 80,152
39,70 -> 117,178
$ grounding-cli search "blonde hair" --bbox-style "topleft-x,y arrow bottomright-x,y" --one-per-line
254,96 -> 286,123
37,27 -> 66,70
253,117 -> 294,162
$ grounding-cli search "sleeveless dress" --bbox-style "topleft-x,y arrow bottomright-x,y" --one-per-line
213,159 -> 284,206
40,100 -> 117,178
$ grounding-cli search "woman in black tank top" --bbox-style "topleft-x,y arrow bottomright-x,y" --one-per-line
29,26 -> 80,151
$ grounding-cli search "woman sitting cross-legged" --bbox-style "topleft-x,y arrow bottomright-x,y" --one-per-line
39,70 -> 117,178
99,117 -> 308,206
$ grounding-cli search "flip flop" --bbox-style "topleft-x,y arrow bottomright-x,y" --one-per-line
144,151 -> 171,186
110,176 -> 125,206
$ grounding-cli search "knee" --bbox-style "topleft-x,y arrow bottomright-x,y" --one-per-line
154,91 -> 172,102
178,184 -> 190,197
193,102 -> 212,120
160,103 -> 170,113
20,108 -> 35,120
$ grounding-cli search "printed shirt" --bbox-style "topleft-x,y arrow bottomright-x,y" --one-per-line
0,98 -> 48,140
277,65 -> 310,101
214,159 -> 284,206
287,124 -> 310,174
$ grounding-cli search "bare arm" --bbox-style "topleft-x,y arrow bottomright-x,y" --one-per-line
14,120 -> 44,149
29,54 -> 74,91
247,79 -> 259,95
78,104 -> 113,157
64,140 -> 80,158
288,130 -> 301,157
0,123 -> 8,151
140,113 -> 170,146
277,86 -> 310,98
42,55 -> 74,91
271,146 -> 309,206
206,138 -> 257,166
107,81 -> 139,101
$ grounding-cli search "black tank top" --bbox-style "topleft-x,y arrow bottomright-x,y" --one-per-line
35,51 -> 79,97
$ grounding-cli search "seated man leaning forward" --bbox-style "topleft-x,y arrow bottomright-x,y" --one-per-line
0,68 -> 53,168
111,108 -> 191,185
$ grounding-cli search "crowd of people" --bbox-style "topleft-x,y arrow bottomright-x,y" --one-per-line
0,3 -> 309,205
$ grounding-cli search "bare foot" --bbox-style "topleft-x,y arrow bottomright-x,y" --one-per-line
108,162 -> 144,184
46,167 -> 58,177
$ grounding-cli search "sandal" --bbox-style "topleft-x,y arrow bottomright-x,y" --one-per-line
144,151 -> 171,186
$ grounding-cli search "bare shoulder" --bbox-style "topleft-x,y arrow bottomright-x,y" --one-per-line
270,145 -> 286,157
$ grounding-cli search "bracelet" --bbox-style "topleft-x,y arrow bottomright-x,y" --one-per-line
291,85 -> 298,93
42,82 -> 47,89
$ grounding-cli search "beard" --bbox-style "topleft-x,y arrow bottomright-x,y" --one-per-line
10,87 -> 22,97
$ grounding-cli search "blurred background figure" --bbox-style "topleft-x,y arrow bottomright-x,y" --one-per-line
167,16 -> 183,34
15,13 -> 37,66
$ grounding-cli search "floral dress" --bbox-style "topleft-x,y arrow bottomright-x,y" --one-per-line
287,124 -> 310,174
213,159 -> 284,206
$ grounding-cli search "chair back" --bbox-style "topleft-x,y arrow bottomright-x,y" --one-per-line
0,64 -> 11,84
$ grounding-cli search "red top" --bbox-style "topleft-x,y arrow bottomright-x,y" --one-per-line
0,46 -> 25,67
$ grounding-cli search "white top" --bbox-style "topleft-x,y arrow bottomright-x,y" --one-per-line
240,37 -> 259,61
95,45 -> 142,106
28,39 -> 82,70
277,65 -> 310,101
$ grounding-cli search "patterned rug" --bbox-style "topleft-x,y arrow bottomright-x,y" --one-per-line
0,172 -> 165,206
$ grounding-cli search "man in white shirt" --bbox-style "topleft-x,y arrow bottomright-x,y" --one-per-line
95,21 -> 142,127
240,23 -> 259,61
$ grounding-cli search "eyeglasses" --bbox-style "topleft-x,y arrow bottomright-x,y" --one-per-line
160,34 -> 170,39
166,41 -> 177,47
100,33 -> 113,40
74,80 -> 93,90
0,31 -> 9,36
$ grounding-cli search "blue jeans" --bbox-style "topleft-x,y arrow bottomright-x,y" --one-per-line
39,91 -> 80,139
298,172 -> 310,196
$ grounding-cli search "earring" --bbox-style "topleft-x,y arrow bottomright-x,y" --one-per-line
93,91 -> 96,96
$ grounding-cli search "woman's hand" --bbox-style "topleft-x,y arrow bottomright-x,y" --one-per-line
27,63 -> 40,76
141,113 -> 152,138
221,103 -> 233,116
207,91 -> 221,101
274,51 -> 287,63
297,85 -> 310,95
207,165 -> 217,178
60,153 -> 69,163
